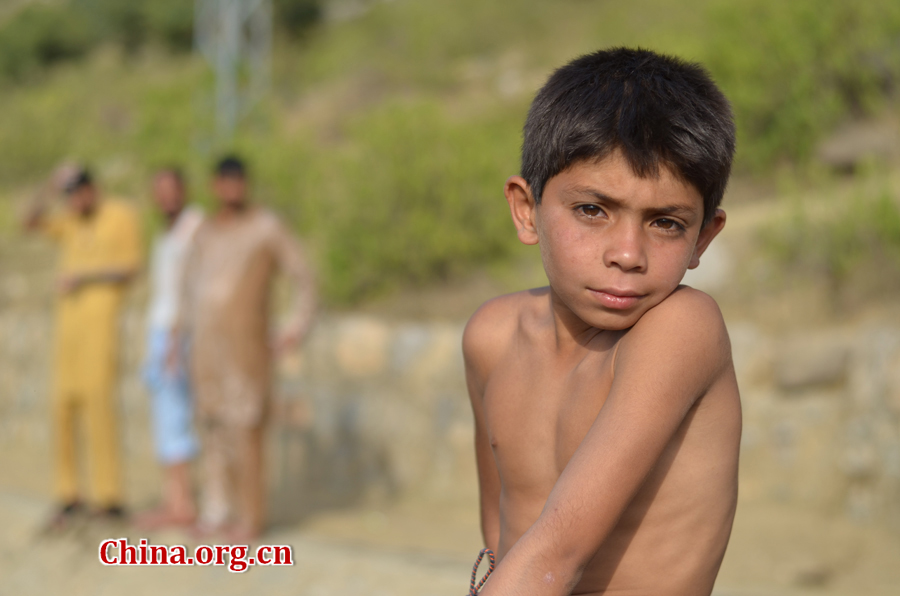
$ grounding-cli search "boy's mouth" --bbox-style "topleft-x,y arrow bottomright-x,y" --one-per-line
587,288 -> 645,310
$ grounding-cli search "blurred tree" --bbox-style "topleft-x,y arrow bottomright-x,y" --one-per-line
704,0 -> 900,171
0,0 -> 319,82
274,0 -> 321,39
71,0 -> 146,54
0,3 -> 92,80
144,0 -> 195,52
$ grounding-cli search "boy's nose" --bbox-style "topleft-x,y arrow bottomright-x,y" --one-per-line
602,223 -> 647,272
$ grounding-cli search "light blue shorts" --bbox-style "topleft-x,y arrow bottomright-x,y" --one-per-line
143,328 -> 198,465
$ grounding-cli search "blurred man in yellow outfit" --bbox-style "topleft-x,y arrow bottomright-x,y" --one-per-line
24,165 -> 143,529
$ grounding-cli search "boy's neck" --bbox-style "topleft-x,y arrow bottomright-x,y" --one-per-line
547,287 -> 605,354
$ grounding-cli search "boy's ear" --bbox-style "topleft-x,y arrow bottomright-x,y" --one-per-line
504,175 -> 539,245
688,209 -> 726,270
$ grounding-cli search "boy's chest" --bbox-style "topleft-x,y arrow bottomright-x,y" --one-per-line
483,348 -> 616,486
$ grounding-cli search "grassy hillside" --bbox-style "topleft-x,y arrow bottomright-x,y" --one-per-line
1,0 -> 899,304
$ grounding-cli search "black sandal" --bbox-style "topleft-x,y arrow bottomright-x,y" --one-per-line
43,501 -> 83,534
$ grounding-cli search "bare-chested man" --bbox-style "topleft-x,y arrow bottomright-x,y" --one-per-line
464,48 -> 741,595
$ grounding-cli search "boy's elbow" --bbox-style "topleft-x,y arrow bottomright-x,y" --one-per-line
528,510 -> 594,583
523,544 -> 586,595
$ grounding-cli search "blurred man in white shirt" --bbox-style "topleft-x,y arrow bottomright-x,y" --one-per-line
135,168 -> 203,529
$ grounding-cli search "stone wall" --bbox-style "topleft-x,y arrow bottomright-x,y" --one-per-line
1,237 -> 898,529
273,315 -> 477,517
732,322 -> 900,526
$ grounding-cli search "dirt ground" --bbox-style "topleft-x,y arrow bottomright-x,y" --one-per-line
1,483 -> 899,596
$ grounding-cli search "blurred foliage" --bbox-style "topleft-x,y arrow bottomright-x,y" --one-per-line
72,0 -> 150,54
142,0 -> 196,52
0,0 -> 322,81
313,100 -> 519,301
274,0 -> 322,39
0,4 -> 93,80
765,185 -> 900,290
704,0 -> 900,171
1,0 -> 899,303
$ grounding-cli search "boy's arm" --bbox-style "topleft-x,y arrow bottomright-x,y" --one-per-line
463,304 -> 505,553
479,290 -> 731,596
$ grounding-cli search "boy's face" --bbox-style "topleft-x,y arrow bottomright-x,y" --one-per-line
505,150 -> 725,331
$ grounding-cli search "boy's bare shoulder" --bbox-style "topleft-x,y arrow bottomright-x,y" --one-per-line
617,285 -> 732,381
462,287 -> 549,380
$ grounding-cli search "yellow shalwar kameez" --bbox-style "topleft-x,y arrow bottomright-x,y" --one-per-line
41,199 -> 142,507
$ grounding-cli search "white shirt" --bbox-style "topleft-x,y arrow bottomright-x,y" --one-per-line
146,206 -> 204,331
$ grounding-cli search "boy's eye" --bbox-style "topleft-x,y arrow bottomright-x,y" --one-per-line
653,218 -> 683,231
577,205 -> 604,217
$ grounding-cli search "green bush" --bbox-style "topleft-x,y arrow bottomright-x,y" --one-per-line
143,0 -> 195,52
312,100 -> 521,301
0,0 -> 197,81
71,0 -> 146,54
0,4 -> 93,80
71,0 -> 196,54
766,187 -> 900,285
274,0 -> 322,39
703,0 -> 900,172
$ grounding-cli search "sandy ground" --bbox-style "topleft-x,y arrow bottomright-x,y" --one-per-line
1,417 -> 899,596
1,485 -> 899,596
0,491 -> 476,596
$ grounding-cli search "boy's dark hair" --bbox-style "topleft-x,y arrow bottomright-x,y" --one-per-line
522,47 -> 735,224
214,155 -> 247,178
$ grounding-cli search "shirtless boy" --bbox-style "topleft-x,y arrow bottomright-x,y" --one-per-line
463,48 -> 740,595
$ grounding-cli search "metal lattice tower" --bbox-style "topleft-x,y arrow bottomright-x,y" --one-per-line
195,0 -> 272,140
